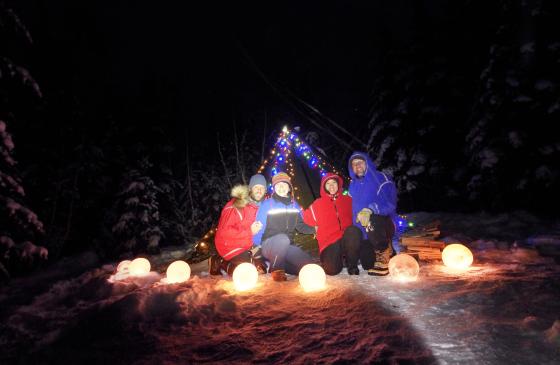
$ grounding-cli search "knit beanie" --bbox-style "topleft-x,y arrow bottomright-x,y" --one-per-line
249,174 -> 267,189
271,172 -> 292,188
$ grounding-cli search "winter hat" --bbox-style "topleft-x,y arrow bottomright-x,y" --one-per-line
249,174 -> 267,189
272,172 -> 292,188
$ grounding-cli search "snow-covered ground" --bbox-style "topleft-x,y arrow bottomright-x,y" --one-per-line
1,212 -> 559,364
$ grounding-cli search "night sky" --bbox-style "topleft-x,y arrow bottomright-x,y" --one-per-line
11,1 -> 498,142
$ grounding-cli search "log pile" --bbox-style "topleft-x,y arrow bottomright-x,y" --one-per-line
400,220 -> 444,261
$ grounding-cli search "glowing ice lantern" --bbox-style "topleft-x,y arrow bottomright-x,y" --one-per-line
129,258 -> 151,276
166,260 -> 191,283
299,264 -> 326,292
442,244 -> 473,270
116,260 -> 132,273
388,254 -> 420,282
232,263 -> 259,291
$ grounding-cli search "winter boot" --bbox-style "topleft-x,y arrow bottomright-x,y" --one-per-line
347,267 -> 360,275
368,245 -> 393,276
208,254 -> 224,276
271,269 -> 287,282
251,248 -> 268,274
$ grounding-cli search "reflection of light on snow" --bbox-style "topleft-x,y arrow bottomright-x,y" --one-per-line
438,264 -> 497,277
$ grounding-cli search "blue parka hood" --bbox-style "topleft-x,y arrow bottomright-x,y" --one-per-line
348,151 -> 397,238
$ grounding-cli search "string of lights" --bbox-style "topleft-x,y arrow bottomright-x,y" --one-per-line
195,125 -> 412,255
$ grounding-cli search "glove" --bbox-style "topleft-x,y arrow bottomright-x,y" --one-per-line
356,208 -> 373,227
251,221 -> 263,235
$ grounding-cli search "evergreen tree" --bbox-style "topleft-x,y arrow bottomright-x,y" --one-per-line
0,120 -> 47,280
0,4 -> 47,281
366,46 -> 472,211
111,159 -> 163,256
156,164 -> 188,247
465,0 -> 559,213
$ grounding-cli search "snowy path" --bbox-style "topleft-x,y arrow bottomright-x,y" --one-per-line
347,249 -> 560,365
1,246 -> 559,364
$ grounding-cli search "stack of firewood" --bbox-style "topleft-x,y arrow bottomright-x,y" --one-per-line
400,220 -> 444,261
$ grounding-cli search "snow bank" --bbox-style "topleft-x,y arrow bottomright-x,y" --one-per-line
1,212 -> 559,364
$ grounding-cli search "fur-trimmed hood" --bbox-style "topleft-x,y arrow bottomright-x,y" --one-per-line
231,184 -> 250,209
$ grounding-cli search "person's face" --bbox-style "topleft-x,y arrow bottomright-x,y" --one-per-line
351,159 -> 366,177
325,179 -> 339,195
250,185 -> 266,202
274,182 -> 290,197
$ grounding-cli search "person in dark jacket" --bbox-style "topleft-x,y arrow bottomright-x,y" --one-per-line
302,173 -> 373,275
253,172 -> 315,276
210,174 -> 267,276
348,152 -> 397,276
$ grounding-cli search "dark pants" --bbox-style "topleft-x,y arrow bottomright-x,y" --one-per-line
320,226 -> 367,275
368,214 -> 395,252
351,215 -> 395,270
261,234 -> 312,275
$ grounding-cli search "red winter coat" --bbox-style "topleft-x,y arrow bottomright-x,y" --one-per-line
302,173 -> 353,253
214,186 -> 259,260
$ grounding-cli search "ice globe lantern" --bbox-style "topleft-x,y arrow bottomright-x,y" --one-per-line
129,258 -> 151,276
299,264 -> 326,292
232,263 -> 259,291
388,253 -> 420,282
166,260 -> 191,283
442,244 -> 473,270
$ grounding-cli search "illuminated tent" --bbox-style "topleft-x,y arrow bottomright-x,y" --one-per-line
193,126 -> 346,258
192,126 -> 408,260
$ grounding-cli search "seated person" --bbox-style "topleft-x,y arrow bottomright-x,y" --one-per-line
253,172 -> 315,277
211,174 -> 267,275
303,173 -> 373,275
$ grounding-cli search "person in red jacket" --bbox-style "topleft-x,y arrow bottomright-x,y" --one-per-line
211,174 -> 267,276
302,173 -> 374,275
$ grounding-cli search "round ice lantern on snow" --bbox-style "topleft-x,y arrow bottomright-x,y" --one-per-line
116,260 -> 132,273
129,258 -> 151,276
442,244 -> 473,270
388,253 -> 419,282
232,263 -> 259,291
166,260 -> 191,283
299,264 -> 326,292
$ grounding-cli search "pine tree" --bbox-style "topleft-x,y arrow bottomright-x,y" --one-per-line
0,120 -> 47,280
0,5 -> 47,281
366,46 -> 472,211
156,164 -> 188,247
111,159 -> 163,256
465,0 -> 559,213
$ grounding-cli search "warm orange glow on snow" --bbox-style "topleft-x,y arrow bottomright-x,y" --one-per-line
129,258 -> 151,276
299,264 -> 326,292
166,260 -> 191,283
232,263 -> 259,291
442,244 -> 473,270
389,253 -> 419,282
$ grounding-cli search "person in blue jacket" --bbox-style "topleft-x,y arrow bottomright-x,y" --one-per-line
253,172 -> 315,278
348,152 -> 397,276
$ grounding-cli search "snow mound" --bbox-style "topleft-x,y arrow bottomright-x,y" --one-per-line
1,270 -> 435,364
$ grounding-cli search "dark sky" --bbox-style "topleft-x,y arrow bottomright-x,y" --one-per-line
9,1 -> 493,143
